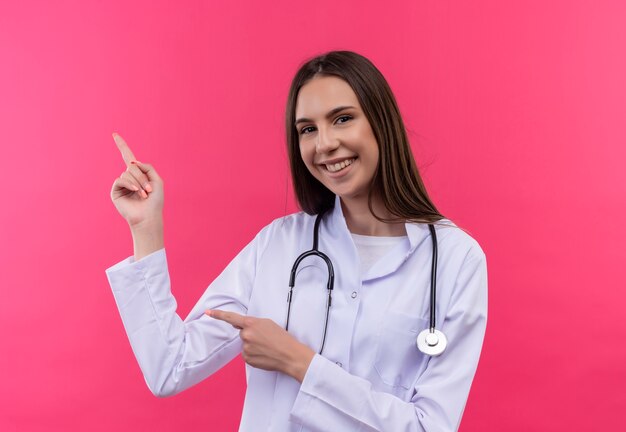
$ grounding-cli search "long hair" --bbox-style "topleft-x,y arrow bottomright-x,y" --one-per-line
285,50 -> 445,225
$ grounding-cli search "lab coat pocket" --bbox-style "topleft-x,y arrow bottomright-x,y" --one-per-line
373,312 -> 429,391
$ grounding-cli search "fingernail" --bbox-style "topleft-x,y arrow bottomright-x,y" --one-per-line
144,183 -> 153,193
141,190 -> 148,198
205,310 -> 213,317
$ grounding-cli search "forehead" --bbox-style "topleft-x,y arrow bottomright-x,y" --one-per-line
295,76 -> 360,118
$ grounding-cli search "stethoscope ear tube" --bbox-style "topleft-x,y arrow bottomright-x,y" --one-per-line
286,211 -> 334,354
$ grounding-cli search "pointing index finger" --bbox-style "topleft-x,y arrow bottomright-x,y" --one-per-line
206,309 -> 246,329
112,132 -> 137,166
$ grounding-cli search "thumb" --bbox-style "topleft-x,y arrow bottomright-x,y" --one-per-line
131,160 -> 162,184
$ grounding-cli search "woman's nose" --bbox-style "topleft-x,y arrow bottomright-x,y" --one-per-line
315,127 -> 340,153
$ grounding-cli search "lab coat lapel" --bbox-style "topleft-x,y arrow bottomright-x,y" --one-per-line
326,195 -> 360,277
326,195 -> 432,282
361,222 -> 431,281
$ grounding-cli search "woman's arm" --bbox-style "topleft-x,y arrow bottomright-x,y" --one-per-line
105,223 -> 273,397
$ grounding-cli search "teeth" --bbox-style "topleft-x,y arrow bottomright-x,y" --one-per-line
326,158 -> 355,173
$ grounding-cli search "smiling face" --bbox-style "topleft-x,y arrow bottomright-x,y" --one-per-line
295,75 -> 380,202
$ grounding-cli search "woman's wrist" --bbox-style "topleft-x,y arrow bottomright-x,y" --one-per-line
130,218 -> 164,261
285,343 -> 315,383
129,216 -> 163,233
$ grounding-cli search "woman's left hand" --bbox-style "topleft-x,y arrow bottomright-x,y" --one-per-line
206,309 -> 315,383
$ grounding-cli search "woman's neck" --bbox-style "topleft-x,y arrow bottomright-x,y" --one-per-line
340,194 -> 406,237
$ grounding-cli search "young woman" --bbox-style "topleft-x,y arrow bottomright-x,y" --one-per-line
106,51 -> 487,432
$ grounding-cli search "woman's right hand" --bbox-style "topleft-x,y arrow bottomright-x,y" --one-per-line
110,133 -> 164,229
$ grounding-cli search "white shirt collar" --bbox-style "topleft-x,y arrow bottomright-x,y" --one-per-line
327,194 -> 432,281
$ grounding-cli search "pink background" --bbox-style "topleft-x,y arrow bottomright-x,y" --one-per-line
1,1 -> 625,431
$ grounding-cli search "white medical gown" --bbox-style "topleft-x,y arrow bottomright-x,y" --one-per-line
105,195 -> 488,432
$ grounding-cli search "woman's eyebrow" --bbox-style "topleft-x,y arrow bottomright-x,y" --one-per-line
295,105 -> 355,126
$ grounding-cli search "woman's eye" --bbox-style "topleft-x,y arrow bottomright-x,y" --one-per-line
300,115 -> 352,135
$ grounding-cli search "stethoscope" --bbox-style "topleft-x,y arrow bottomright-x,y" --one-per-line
285,210 -> 448,357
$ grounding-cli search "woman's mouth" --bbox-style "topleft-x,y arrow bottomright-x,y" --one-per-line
320,157 -> 357,178
325,157 -> 356,173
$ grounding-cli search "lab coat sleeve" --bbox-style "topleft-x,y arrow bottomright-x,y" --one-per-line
104,225 -> 272,398
289,246 -> 488,432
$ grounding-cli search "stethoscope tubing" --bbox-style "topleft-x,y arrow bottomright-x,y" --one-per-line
287,210 -> 334,354
286,210 -> 446,356
428,224 -> 438,331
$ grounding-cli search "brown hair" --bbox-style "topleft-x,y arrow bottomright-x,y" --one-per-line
285,50 -> 445,225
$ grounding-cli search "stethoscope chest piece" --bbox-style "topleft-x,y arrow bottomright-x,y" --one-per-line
416,328 -> 447,356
